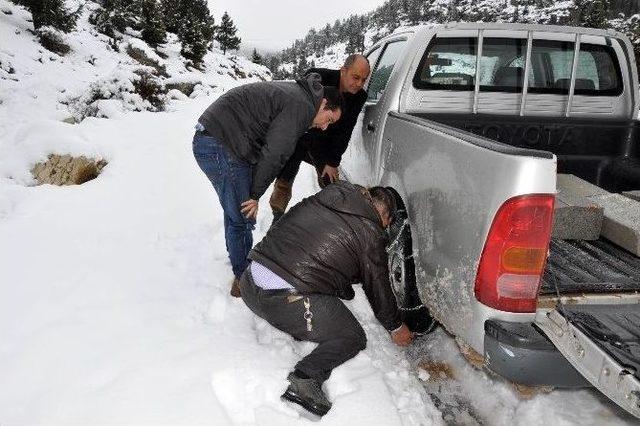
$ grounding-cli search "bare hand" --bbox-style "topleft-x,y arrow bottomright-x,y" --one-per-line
240,199 -> 259,219
321,165 -> 339,183
391,323 -> 414,347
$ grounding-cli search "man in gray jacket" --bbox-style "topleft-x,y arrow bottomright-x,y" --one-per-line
240,181 -> 414,417
193,74 -> 343,296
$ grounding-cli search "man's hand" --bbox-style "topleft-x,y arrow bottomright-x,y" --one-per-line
391,323 -> 414,347
321,165 -> 339,183
240,199 -> 259,219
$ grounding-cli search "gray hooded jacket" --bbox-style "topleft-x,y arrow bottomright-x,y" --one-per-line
198,74 -> 324,199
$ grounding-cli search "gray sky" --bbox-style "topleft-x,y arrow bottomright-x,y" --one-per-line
209,0 -> 386,53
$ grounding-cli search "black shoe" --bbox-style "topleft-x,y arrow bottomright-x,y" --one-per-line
281,372 -> 331,417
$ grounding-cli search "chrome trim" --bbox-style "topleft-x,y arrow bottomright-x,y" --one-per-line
473,29 -> 484,115
566,33 -> 582,117
520,31 -> 533,116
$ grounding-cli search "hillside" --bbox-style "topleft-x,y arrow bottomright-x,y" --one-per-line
0,0 -> 269,183
268,0 -> 640,77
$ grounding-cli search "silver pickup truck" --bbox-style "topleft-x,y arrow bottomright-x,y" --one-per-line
339,22 -> 640,418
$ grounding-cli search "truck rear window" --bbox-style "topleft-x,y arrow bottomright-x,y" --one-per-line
413,36 -> 623,97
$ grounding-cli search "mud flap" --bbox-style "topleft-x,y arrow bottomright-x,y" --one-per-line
535,304 -> 640,418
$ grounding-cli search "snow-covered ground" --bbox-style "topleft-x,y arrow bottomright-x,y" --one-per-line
1,95 -> 636,425
0,96 -> 439,425
1,0 -> 639,424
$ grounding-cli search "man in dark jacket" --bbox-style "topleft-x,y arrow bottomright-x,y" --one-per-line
239,181 -> 414,417
269,54 -> 370,223
193,74 -> 344,297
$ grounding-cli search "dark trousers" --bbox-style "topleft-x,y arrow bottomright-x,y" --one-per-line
278,139 -> 330,187
192,132 -> 255,278
239,267 -> 366,383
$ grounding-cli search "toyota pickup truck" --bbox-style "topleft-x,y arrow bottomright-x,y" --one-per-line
339,22 -> 640,418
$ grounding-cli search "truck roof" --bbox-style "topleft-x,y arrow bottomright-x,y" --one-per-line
390,22 -> 628,40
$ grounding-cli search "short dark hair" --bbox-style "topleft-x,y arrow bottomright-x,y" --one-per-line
322,86 -> 345,112
369,186 -> 397,222
343,54 -> 369,69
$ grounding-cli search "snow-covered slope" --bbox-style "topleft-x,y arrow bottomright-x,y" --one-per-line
0,0 -> 269,184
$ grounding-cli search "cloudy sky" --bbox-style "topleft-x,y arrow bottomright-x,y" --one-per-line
209,0 -> 386,53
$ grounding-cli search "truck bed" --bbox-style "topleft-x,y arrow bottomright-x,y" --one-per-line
541,238 -> 640,295
413,113 -> 640,193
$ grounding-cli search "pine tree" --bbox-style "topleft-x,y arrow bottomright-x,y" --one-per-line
140,0 -> 166,46
572,0 -> 610,29
511,5 -> 520,23
319,23 -> 332,50
613,13 -> 640,75
345,15 -> 366,54
345,32 -> 364,54
215,11 -> 241,55
90,0 -> 140,39
251,48 -> 263,64
175,0 -> 215,66
160,0 -> 182,34
405,0 -> 423,25
294,54 -> 308,77
15,0 -> 78,32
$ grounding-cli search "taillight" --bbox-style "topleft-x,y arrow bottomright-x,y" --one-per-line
474,194 -> 555,313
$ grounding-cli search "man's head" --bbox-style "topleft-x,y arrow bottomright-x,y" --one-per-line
339,54 -> 371,94
311,87 -> 344,131
369,186 -> 397,228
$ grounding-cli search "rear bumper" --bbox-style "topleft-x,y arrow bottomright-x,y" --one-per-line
484,319 -> 590,387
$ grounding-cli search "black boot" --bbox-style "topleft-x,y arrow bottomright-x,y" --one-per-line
281,372 -> 331,417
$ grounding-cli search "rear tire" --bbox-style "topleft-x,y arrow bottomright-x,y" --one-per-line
386,189 -> 437,335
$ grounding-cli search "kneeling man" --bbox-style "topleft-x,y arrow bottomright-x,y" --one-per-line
239,181 -> 414,417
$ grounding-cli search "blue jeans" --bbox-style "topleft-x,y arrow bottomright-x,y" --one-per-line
192,132 -> 255,278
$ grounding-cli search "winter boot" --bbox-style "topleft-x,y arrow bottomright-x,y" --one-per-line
281,372 -> 332,417
269,178 -> 292,226
230,277 -> 241,298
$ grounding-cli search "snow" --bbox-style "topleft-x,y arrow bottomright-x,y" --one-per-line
407,329 -> 636,425
0,94 -> 441,425
1,1 -> 639,425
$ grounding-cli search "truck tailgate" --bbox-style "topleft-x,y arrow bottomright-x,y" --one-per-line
536,304 -> 640,418
541,238 -> 640,295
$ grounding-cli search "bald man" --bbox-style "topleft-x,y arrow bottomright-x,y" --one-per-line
269,54 -> 371,224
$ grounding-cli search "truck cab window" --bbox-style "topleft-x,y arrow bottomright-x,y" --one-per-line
527,40 -> 621,96
413,37 -> 477,90
528,40 -> 575,94
574,43 -> 622,95
479,38 -> 530,92
367,40 -> 407,102
414,37 -> 622,97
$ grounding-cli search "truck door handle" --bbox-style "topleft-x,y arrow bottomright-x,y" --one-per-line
367,122 -> 376,132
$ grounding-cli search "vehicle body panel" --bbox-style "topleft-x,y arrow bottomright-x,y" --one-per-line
339,23 -> 640,416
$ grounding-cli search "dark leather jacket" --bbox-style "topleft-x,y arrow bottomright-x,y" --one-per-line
249,181 -> 401,331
